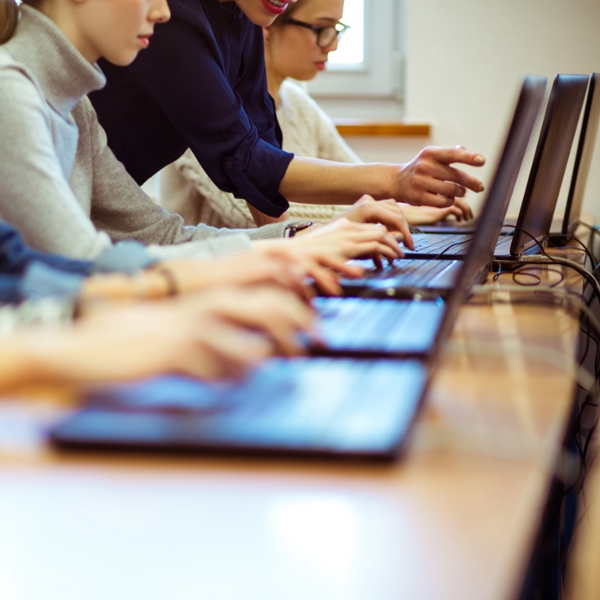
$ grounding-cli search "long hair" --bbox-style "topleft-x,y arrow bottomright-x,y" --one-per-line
0,0 -> 37,44
0,0 -> 19,43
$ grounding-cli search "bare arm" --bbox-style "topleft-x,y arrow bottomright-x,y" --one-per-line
279,148 -> 486,208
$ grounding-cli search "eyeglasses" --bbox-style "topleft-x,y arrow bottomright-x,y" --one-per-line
282,18 -> 350,49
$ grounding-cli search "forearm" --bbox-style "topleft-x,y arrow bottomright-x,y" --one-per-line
0,339 -> 63,391
247,203 -> 290,226
279,157 -> 397,205
0,336 -> 39,391
79,270 -> 172,303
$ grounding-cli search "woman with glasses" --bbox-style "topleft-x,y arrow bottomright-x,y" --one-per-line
91,0 -> 486,235
161,0 -> 474,228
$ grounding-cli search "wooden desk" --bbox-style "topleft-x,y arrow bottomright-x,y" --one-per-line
0,258 -> 585,600
565,444 -> 600,600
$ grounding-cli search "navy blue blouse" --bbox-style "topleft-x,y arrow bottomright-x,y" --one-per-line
91,0 -> 294,218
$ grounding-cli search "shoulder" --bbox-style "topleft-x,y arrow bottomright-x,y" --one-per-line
0,48 -> 42,95
279,80 -> 321,113
0,48 -> 49,119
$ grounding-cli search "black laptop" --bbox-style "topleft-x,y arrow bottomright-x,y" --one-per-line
49,78 -> 546,461
423,74 -> 600,243
402,74 -> 589,260
549,73 -> 600,243
339,76 -> 547,299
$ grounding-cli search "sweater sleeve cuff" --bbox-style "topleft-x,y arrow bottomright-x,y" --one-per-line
20,262 -> 85,300
246,219 -> 307,241
91,241 -> 159,275
145,234 -> 252,260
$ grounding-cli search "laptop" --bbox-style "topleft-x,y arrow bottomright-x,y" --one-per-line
48,78 -> 546,461
426,74 -> 600,243
549,73 -> 600,243
401,75 -> 589,260
340,76 -> 547,299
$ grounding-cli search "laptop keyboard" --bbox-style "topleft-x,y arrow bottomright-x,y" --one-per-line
350,258 -> 453,288
314,297 -> 411,347
59,359 -> 428,452
411,234 -> 472,255
313,297 -> 445,352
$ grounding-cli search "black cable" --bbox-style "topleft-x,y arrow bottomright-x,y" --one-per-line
495,264 -> 566,288
429,238 -> 472,261
470,284 -> 600,497
494,257 -> 600,304
573,220 -> 600,239
512,269 -> 542,286
547,234 -> 596,268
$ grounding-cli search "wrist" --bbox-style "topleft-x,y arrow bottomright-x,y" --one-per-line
375,163 -> 401,201
284,221 -> 313,238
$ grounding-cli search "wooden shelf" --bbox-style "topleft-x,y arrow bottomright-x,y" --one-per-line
333,120 -> 431,137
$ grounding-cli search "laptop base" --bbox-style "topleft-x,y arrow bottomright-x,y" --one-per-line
50,359 -> 429,461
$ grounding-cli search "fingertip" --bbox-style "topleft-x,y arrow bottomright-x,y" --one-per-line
474,154 -> 485,166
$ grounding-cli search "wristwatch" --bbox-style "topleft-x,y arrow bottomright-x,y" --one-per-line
284,221 -> 313,238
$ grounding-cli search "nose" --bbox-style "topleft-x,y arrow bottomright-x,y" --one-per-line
149,0 -> 171,24
323,35 -> 339,52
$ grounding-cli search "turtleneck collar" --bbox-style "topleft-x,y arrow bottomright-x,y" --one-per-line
5,4 -> 106,118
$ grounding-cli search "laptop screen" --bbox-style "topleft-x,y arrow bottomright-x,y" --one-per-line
562,73 -> 600,234
511,74 -> 589,256
433,76 -> 547,353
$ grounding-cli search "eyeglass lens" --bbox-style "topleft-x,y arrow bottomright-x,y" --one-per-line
318,25 -> 347,48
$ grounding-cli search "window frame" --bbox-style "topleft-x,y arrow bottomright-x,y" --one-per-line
307,0 -> 405,100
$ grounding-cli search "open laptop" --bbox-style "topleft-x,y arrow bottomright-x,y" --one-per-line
340,76 -> 547,299
401,75 -> 589,260
548,73 -> 600,244
416,74 -> 600,239
48,78 -> 547,461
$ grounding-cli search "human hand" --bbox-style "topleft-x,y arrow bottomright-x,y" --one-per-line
175,285 -> 316,357
399,197 -> 474,226
20,301 -> 269,384
255,217 -> 403,294
393,146 -> 485,208
24,287 -> 315,385
328,195 -> 414,250
158,253 -> 312,302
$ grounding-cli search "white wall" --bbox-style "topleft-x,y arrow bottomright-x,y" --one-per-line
333,0 -> 600,218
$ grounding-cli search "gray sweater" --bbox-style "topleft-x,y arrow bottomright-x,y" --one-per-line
0,6 -> 294,262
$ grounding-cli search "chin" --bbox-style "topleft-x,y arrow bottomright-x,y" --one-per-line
246,13 -> 278,27
103,51 -> 140,67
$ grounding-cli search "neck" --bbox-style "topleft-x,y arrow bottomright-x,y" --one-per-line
35,1 -> 100,64
265,53 -> 284,109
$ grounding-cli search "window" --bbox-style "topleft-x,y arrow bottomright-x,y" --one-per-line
307,0 -> 405,100
327,0 -> 365,67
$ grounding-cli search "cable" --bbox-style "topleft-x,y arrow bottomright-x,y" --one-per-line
494,256 -> 600,304
547,233 -> 596,268
467,285 -> 600,495
470,285 -> 600,350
